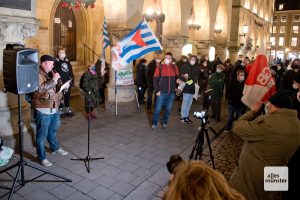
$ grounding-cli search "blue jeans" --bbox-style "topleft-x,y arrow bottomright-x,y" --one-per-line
36,110 -> 60,161
181,93 -> 194,118
226,104 -> 245,130
152,92 -> 175,125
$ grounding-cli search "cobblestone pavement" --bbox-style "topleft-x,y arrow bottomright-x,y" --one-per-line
0,95 -> 244,200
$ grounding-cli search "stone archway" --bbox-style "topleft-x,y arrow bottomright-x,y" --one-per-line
49,0 -> 91,62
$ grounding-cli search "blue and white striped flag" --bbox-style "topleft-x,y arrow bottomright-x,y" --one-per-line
102,17 -> 110,56
111,18 -> 163,71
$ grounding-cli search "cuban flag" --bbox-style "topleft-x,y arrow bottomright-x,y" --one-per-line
111,18 -> 163,71
102,17 -> 110,57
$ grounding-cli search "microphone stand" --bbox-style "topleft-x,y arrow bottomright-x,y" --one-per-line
71,91 -> 104,173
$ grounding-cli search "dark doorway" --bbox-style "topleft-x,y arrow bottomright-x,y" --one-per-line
53,3 -> 76,61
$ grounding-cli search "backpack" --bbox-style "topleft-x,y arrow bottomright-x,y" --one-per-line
79,73 -> 85,89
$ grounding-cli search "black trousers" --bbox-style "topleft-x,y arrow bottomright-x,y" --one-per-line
63,89 -> 71,107
99,88 -> 105,104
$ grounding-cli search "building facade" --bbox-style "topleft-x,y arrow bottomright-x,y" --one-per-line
0,0 -> 274,141
270,0 -> 300,61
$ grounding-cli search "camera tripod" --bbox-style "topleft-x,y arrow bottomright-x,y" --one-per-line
0,95 -> 72,200
71,91 -> 104,173
189,118 -> 217,169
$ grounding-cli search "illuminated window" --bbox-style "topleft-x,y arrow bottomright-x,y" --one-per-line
291,38 -> 298,47
273,16 -> 277,22
292,26 -> 299,34
281,15 -> 287,22
278,37 -> 284,46
279,4 -> 284,10
280,26 -> 285,33
272,26 -> 277,33
294,15 -> 300,22
270,37 -> 276,46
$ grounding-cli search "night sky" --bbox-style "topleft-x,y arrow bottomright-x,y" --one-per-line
275,0 -> 300,11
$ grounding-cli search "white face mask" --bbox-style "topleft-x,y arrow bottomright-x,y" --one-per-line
239,76 -> 245,81
190,60 -> 196,65
165,58 -> 171,64
59,53 -> 66,59
293,83 -> 299,89
155,59 -> 161,63
216,68 -> 222,73
264,103 -> 269,114
277,66 -> 281,70
241,63 -> 246,66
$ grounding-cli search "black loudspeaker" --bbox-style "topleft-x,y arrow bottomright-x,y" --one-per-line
3,48 -> 39,94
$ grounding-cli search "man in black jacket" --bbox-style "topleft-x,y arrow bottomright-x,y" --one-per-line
146,52 -> 162,111
225,70 -> 246,132
54,47 -> 74,116
179,55 -> 198,123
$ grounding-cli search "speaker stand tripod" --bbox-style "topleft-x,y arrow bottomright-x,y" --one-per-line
0,95 -> 72,200
71,91 -> 104,173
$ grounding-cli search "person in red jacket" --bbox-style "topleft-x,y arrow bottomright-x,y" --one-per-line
151,52 -> 179,129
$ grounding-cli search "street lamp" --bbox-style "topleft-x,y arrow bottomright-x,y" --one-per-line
143,7 -> 165,23
214,25 -> 222,34
239,25 -> 248,37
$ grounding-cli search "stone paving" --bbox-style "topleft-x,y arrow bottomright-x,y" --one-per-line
0,95 -> 244,200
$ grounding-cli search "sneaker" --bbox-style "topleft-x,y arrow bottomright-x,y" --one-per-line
151,124 -> 157,130
186,118 -> 193,123
224,129 -> 231,133
52,148 -> 68,156
162,123 -> 168,129
66,107 -> 75,117
180,118 -> 188,124
41,159 -> 52,167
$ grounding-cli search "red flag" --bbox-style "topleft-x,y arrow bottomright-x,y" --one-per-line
242,55 -> 276,108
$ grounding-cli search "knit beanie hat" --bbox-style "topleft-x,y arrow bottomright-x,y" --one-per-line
268,90 -> 293,109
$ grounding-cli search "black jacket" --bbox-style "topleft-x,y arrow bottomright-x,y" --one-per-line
136,63 -> 147,87
179,63 -> 198,94
146,60 -> 158,88
54,58 -> 74,85
226,78 -> 245,106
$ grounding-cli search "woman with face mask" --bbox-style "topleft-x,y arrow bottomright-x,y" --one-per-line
81,63 -> 100,119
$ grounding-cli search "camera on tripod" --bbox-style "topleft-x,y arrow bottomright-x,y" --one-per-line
194,111 -> 209,124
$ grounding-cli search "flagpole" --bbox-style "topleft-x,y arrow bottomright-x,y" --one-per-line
115,70 -> 118,115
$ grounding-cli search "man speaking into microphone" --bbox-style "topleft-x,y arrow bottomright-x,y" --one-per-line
32,55 -> 69,167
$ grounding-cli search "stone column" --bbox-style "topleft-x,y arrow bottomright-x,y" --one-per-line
105,27 -> 138,114
194,40 -> 213,57
162,36 -> 188,60
0,14 -> 39,148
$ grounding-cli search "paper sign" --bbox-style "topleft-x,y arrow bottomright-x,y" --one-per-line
68,20 -> 72,28
54,18 -> 61,24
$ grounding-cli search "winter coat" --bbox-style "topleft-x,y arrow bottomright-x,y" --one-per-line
198,67 -> 209,84
54,58 -> 74,85
136,63 -> 147,87
82,70 -> 99,108
208,72 -> 225,98
230,109 -> 300,200
153,64 -> 179,94
32,67 -> 62,109
225,78 -> 245,106
179,63 -> 198,94
146,60 -> 158,88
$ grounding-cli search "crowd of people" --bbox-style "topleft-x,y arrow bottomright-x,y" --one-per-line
30,46 -> 300,199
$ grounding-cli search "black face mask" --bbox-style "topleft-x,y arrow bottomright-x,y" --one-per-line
292,64 -> 300,69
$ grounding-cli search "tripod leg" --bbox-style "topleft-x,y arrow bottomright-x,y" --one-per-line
26,163 -> 72,182
8,165 -> 22,200
204,131 -> 215,169
189,130 -> 200,160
